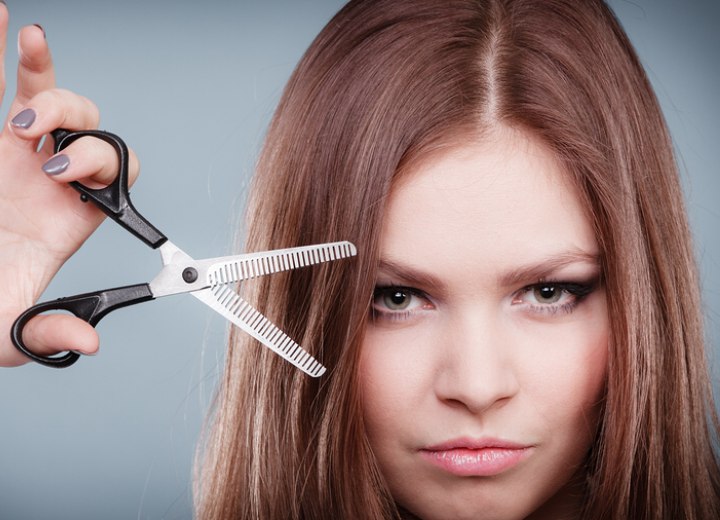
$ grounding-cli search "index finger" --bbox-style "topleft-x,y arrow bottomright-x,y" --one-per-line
0,3 -> 8,102
7,23 -> 55,117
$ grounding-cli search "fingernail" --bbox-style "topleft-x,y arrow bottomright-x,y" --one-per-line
42,154 -> 70,176
33,24 -> 46,39
10,108 -> 37,129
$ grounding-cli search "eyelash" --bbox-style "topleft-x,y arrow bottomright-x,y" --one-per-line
511,280 -> 598,316
370,280 -> 598,323
370,286 -> 433,323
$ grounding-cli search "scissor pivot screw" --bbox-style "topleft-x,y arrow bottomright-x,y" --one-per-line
182,267 -> 198,284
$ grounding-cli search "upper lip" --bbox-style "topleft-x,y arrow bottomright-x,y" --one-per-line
422,437 -> 532,451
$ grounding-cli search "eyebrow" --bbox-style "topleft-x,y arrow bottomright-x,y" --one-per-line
498,250 -> 601,287
376,258 -> 447,295
376,249 -> 600,293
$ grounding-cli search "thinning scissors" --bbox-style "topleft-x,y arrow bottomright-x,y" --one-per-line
11,129 -> 356,377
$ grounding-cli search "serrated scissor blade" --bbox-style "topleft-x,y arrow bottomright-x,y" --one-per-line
192,286 -> 326,377
197,241 -> 357,286
186,241 -> 357,377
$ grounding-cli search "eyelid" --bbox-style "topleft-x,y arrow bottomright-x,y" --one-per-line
511,279 -> 599,315
371,284 -> 435,322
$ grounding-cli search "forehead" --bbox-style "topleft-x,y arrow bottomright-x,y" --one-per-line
381,126 -> 597,276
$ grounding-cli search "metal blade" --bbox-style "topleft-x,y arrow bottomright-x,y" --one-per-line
192,287 -> 327,378
196,241 -> 357,286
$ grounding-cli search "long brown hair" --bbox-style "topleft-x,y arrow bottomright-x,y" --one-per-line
196,1 -> 720,518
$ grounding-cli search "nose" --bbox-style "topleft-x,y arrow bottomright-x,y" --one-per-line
433,308 -> 520,415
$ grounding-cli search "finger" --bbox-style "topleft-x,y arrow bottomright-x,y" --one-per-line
7,88 -> 100,149
40,136 -> 141,188
0,3 -> 9,103
20,313 -> 99,357
12,24 -> 54,109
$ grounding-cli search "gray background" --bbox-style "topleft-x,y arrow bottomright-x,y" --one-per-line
0,1 -> 717,518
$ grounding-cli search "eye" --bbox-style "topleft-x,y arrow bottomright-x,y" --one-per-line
512,281 -> 597,315
371,285 -> 433,322
531,285 -> 563,304
382,289 -> 414,310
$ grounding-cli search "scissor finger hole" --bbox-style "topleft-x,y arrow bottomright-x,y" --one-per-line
19,312 -> 100,357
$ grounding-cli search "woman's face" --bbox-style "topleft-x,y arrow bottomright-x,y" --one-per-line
360,126 -> 608,520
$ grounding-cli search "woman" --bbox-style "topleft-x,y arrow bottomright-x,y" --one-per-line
1,0 -> 718,518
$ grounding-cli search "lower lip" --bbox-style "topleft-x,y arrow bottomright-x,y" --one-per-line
420,447 -> 532,477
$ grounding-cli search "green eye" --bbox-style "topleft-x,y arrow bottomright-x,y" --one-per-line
383,290 -> 412,310
533,285 -> 562,303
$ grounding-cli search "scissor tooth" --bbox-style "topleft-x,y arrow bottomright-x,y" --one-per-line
285,343 -> 300,360
248,310 -> 263,330
311,362 -> 325,377
301,354 -> 315,370
219,286 -> 232,302
291,344 -> 305,361
279,337 -> 294,355
238,303 -> 252,322
267,326 -> 282,345
242,305 -> 257,323
228,295 -> 242,315
219,289 -> 234,307
257,317 -> 271,336
293,349 -> 308,364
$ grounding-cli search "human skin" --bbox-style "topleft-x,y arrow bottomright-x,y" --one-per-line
0,6 -> 140,366
360,126 -> 609,520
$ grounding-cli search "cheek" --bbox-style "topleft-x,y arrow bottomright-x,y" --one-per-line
358,323 -> 439,442
359,327 -> 417,426
521,301 -> 609,435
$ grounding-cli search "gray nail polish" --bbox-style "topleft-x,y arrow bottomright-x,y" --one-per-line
42,154 -> 70,176
10,108 -> 36,129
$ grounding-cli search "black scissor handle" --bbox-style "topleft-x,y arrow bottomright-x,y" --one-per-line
52,129 -> 167,249
11,284 -> 154,368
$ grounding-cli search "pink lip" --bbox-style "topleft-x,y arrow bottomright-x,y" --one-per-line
420,437 -> 533,477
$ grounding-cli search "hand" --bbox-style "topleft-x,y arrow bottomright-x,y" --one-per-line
0,6 -> 140,366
